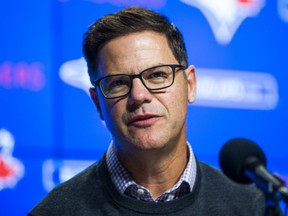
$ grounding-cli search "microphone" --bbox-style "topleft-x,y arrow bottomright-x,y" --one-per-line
219,138 -> 288,204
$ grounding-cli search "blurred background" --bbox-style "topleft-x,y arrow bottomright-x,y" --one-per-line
0,0 -> 287,215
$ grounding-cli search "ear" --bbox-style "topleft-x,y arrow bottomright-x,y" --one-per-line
89,87 -> 104,120
185,65 -> 197,103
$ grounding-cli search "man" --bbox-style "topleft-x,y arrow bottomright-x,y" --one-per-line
29,7 -> 265,215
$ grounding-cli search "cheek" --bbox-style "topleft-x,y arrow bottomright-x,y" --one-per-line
100,100 -> 125,131
170,97 -> 187,119
168,84 -> 188,117
173,78 -> 188,100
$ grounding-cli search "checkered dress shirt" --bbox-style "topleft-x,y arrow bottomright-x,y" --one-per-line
106,141 -> 197,202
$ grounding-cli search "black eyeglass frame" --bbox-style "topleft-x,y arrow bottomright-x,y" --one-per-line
93,64 -> 185,99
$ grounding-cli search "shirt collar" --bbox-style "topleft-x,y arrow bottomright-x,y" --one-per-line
106,141 -> 197,202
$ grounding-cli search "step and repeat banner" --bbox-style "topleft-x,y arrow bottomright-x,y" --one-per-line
1,0 -> 287,215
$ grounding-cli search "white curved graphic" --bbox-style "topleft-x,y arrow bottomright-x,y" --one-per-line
59,57 -> 91,95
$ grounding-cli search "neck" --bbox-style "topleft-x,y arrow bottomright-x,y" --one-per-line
116,139 -> 188,199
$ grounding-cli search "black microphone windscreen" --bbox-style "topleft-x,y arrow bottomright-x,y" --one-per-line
219,138 -> 267,184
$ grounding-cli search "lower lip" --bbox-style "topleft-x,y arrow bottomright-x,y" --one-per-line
130,116 -> 161,127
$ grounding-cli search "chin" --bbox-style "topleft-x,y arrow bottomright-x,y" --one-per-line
129,136 -> 169,152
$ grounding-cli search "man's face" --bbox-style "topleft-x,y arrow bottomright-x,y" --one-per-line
90,31 -> 196,154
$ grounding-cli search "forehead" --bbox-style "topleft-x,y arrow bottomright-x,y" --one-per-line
97,31 -> 177,75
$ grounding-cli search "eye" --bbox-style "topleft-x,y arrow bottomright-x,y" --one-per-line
148,71 -> 169,79
109,79 -> 129,87
102,76 -> 130,94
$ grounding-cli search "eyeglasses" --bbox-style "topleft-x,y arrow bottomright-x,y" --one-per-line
94,64 -> 185,99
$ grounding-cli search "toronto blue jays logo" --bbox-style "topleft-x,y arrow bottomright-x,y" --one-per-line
0,128 -> 24,190
180,0 -> 265,44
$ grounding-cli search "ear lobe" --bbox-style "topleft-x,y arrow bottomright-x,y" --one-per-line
186,65 -> 197,103
89,87 -> 104,120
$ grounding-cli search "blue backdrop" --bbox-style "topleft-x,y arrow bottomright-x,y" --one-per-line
0,0 -> 287,215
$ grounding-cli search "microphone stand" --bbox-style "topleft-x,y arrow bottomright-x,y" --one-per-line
245,169 -> 287,216
264,192 -> 283,216
263,174 -> 288,216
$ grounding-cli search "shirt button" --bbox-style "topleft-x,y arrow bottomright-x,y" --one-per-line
137,188 -> 145,195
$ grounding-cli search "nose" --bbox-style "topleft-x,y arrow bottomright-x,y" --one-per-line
128,78 -> 153,105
